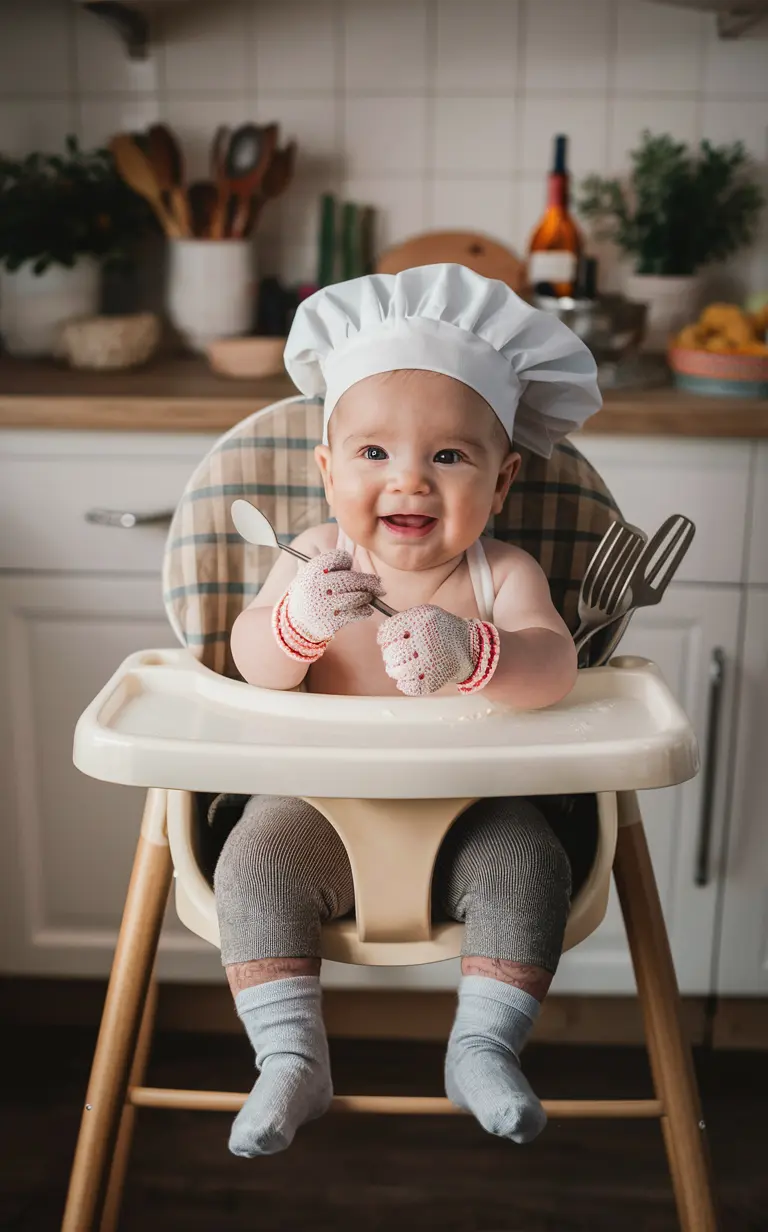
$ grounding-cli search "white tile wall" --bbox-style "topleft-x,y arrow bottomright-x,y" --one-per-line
1,0 -> 766,293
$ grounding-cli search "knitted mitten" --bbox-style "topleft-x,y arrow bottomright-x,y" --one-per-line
377,604 -> 500,696
273,549 -> 384,662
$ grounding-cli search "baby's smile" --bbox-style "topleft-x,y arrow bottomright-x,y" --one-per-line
380,513 -> 438,539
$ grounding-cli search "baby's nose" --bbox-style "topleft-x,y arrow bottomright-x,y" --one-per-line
388,464 -> 430,494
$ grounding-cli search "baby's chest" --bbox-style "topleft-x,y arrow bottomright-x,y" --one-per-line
306,572 -> 483,697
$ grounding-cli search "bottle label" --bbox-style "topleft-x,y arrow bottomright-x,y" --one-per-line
528,251 -> 577,284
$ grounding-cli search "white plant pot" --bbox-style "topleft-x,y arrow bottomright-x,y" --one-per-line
167,239 -> 255,353
0,256 -> 101,357
625,274 -> 701,353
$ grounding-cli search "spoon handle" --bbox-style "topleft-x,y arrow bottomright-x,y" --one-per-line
279,542 -> 395,618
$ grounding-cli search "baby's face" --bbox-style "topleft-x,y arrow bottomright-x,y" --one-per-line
314,370 -> 519,571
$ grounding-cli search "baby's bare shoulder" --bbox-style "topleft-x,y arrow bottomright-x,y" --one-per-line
483,536 -> 543,583
290,522 -> 337,555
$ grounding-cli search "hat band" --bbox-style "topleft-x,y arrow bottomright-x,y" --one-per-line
321,317 -> 521,444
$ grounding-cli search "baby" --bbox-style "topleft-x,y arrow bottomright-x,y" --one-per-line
215,264 -> 602,1158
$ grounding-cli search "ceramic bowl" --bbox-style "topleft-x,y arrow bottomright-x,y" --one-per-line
668,346 -> 768,398
206,336 -> 287,379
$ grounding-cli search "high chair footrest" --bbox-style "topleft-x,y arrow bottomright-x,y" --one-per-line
127,1086 -> 663,1119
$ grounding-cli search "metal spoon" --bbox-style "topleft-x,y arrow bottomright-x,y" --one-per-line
231,499 -> 396,617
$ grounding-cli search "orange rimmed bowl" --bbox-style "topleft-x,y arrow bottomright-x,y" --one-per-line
668,345 -> 768,398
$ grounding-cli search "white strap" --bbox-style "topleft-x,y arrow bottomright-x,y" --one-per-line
335,526 -> 356,555
466,539 -> 495,622
336,528 -> 494,621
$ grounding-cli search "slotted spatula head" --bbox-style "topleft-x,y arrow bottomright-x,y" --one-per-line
231,499 -> 280,549
629,514 -> 696,607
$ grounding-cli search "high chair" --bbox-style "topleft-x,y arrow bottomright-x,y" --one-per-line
62,397 -> 718,1232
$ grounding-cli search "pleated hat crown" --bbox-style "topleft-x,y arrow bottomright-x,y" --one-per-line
283,263 -> 601,456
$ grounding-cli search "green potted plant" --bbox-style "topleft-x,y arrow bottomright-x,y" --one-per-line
578,132 -> 765,350
0,135 -> 151,356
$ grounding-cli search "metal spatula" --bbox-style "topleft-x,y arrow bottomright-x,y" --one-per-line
592,513 -> 696,666
231,499 -> 396,617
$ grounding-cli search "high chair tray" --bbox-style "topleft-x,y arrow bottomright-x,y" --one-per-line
74,650 -> 699,798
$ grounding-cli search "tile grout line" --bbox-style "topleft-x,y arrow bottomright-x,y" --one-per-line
423,0 -> 437,230
514,0 -> 528,250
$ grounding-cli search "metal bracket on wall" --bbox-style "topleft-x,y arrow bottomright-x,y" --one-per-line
716,9 -> 768,37
82,1 -> 150,60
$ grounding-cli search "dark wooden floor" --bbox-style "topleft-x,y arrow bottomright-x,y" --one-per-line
1,1025 -> 767,1232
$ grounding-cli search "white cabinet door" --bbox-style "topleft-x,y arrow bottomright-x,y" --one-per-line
0,574 -> 221,982
574,436 -> 752,585
747,443 -> 768,584
554,584 -> 742,995
716,588 -> 768,995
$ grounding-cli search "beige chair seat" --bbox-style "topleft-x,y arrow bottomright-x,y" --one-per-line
168,790 -> 618,966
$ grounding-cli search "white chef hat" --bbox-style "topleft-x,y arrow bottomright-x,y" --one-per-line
283,263 -> 601,457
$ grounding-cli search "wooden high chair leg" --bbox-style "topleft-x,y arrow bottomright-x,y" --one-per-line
613,791 -> 719,1232
62,791 -> 172,1232
99,977 -> 158,1232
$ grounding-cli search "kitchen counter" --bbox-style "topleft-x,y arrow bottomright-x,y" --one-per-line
0,355 -> 767,438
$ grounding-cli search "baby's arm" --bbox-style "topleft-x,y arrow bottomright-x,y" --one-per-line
484,551 -> 577,709
231,524 -> 385,689
230,529 -> 315,689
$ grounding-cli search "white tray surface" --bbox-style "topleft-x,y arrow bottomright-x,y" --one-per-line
74,650 -> 699,798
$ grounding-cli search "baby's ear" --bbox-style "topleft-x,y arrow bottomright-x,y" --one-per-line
314,444 -> 334,504
491,450 -> 521,515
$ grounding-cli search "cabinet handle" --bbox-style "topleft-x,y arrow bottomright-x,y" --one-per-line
695,646 -> 726,888
85,508 -> 175,529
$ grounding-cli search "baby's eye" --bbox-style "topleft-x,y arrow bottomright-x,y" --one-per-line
362,445 -> 388,461
434,449 -> 465,465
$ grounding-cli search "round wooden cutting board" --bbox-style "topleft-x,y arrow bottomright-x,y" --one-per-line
376,230 -> 525,292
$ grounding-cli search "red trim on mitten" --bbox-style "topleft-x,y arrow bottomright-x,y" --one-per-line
457,620 -> 501,694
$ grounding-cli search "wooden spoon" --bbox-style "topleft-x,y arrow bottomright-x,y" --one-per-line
209,124 -> 231,239
187,180 -> 218,238
146,123 -> 190,237
250,141 -> 297,229
225,123 -> 279,239
109,133 -> 183,238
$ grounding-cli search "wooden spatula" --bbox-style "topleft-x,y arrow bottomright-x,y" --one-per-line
109,133 -> 183,238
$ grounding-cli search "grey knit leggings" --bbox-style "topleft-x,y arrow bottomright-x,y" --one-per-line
214,795 -> 573,974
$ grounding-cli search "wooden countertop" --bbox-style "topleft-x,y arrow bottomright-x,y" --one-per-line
0,355 -> 766,438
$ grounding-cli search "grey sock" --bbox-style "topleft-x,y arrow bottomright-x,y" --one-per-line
230,976 -> 333,1157
445,975 -> 546,1144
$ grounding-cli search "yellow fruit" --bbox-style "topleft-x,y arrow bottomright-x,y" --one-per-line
738,341 -> 768,357
723,317 -> 756,347
705,336 -> 736,353
676,325 -> 703,349
751,305 -> 768,334
699,302 -> 747,331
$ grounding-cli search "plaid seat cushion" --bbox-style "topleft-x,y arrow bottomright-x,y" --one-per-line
163,396 -> 621,678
